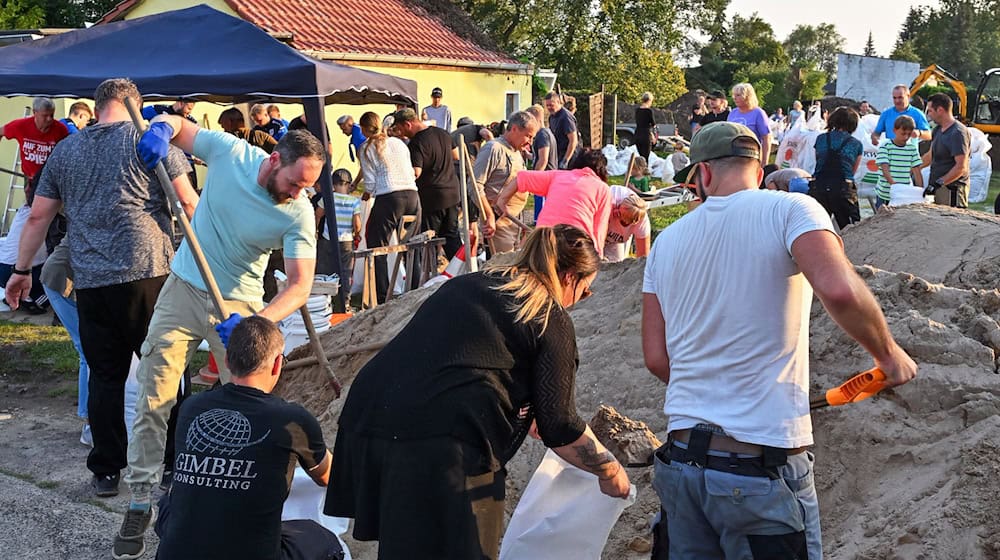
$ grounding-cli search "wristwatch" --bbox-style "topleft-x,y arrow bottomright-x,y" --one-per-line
11,267 -> 30,276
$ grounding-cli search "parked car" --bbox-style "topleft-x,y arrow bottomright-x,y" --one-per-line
615,123 -> 677,150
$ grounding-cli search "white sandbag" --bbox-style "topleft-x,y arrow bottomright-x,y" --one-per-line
499,449 -> 635,560
889,183 -> 927,206
969,151 -> 992,203
853,114 -> 883,189
283,467 -> 353,560
970,127 -> 992,155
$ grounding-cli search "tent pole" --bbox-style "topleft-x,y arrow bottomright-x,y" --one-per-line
304,98 -> 348,312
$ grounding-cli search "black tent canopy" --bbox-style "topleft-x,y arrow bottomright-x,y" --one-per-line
0,4 -> 419,308
0,4 -> 417,106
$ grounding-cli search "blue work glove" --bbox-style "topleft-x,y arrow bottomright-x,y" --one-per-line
136,121 -> 174,170
215,313 -> 244,348
140,105 -> 159,121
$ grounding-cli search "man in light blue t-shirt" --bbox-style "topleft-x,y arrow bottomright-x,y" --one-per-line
872,84 -> 932,145
113,117 -> 325,560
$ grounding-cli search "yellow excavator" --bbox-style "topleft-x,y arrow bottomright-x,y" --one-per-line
911,64 -> 1000,136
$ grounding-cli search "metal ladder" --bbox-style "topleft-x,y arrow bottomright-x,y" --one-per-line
1,107 -> 31,236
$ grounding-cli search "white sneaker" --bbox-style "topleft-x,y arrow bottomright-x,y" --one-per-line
80,424 -> 93,447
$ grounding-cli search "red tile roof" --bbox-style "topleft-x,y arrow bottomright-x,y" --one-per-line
99,0 -> 521,67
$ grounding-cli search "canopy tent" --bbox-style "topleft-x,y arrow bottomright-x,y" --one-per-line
0,4 -> 417,106
0,4 -> 420,308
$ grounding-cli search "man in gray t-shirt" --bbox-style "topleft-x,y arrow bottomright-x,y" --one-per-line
923,93 -> 971,208
6,79 -> 194,499
422,87 -> 453,132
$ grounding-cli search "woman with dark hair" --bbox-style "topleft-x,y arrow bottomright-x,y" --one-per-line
810,106 -> 863,228
635,92 -> 657,161
356,110 -> 420,303
494,148 -> 612,256
326,225 -> 630,559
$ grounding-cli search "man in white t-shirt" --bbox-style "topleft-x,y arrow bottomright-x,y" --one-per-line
641,121 -> 916,559
604,185 -> 650,262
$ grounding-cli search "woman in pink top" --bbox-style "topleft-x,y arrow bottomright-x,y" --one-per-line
495,149 -> 612,256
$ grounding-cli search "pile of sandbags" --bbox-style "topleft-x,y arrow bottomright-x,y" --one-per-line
775,110 -> 827,173
600,144 -> 675,181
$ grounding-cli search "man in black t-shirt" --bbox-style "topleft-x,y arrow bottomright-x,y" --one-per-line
694,90 -> 731,135
544,91 -> 578,168
141,316 -> 341,560
393,108 -> 463,260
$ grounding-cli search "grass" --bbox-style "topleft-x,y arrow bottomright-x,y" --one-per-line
0,319 -> 79,377
969,172 -> 1000,213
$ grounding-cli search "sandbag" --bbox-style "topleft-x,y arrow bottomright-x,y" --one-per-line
853,114 -> 883,192
283,467 -> 353,560
499,450 -> 635,560
968,128 -> 993,203
775,121 -> 821,175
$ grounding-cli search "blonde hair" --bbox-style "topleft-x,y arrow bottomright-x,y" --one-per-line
525,104 -> 545,123
359,111 -> 387,161
618,193 -> 647,224
640,92 -> 654,104
632,155 -> 649,177
486,225 -> 599,332
732,83 -> 759,109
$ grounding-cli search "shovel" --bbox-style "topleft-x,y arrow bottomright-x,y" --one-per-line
124,98 -> 341,396
810,367 -> 887,409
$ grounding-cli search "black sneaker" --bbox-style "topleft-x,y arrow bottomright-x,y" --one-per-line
159,468 -> 173,492
92,473 -> 120,497
112,506 -> 156,560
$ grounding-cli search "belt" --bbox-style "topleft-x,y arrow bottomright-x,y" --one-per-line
670,429 -> 808,457
658,427 -> 809,480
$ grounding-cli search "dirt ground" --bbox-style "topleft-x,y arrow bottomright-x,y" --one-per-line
5,204 -> 1000,559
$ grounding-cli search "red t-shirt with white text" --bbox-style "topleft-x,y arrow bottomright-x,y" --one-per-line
2,117 -> 69,178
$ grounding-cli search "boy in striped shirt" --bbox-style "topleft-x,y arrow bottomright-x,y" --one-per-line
875,115 -> 924,208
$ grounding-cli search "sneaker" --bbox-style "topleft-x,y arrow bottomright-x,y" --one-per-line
80,424 -> 93,447
112,506 -> 156,560
159,468 -> 172,492
92,473 -> 120,497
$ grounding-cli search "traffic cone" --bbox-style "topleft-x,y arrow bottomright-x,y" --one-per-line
424,245 -> 468,288
197,352 -> 220,385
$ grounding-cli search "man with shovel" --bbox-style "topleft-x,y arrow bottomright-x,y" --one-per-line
641,121 -> 917,559
5,79 -> 196,502
113,114 -> 323,560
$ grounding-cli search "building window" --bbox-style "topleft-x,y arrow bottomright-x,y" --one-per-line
505,92 -> 520,119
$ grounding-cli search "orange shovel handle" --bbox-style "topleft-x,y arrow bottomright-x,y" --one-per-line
822,367 -> 887,407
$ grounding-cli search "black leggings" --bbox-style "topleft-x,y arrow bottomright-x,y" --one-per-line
365,190 -> 420,304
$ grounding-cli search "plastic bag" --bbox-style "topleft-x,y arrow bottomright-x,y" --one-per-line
499,450 -> 636,560
852,114 -> 883,191
969,151 -> 993,203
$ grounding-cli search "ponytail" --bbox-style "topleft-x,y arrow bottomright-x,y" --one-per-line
487,225 -> 599,332
359,111 -> 387,162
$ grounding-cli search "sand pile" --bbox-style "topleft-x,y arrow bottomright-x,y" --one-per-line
278,204 -> 1000,559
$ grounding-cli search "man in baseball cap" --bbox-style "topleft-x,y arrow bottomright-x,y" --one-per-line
422,87 -> 452,131
643,121 -> 916,559
695,90 -> 731,132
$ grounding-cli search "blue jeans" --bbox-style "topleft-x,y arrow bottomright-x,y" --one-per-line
653,444 -> 822,559
533,195 -> 544,221
874,196 -> 889,210
44,285 -> 89,420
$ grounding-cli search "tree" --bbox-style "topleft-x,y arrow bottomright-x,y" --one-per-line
864,31 -> 876,57
0,0 -> 45,28
783,24 -> 844,77
460,0 -> 730,104
23,0 -> 119,27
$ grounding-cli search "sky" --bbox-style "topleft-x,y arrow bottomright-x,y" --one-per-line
725,0 -> 940,58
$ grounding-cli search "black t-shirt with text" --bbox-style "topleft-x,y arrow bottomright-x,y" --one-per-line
409,126 -> 461,212
157,384 -> 328,560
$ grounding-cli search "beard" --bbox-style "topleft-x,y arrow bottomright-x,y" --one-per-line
265,168 -> 293,204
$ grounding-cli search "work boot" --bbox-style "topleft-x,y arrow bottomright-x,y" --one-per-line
92,473 -> 120,497
112,506 -> 156,560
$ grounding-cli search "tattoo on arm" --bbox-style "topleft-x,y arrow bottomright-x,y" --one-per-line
572,440 -> 617,476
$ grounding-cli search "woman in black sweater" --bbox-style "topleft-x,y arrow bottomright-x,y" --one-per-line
325,224 -> 631,559
634,91 -> 656,161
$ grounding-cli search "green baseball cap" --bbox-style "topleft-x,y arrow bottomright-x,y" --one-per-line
674,121 -> 761,184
